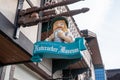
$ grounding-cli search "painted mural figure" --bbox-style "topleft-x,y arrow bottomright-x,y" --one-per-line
45,16 -> 74,43
31,16 -> 86,62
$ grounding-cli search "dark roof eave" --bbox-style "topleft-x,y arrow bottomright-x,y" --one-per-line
81,29 -> 103,66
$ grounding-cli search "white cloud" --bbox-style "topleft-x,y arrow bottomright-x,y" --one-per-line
68,0 -> 113,32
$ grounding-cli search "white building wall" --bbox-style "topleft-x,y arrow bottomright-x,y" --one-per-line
3,65 -> 45,80
4,66 -> 11,80
53,70 -> 62,79
81,50 -> 96,80
68,17 -> 81,38
14,64 -> 44,80
0,0 -> 40,43
38,59 -> 52,76
91,64 -> 96,80
20,0 -> 40,43
0,0 -> 17,24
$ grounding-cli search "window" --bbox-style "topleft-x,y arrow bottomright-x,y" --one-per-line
95,68 -> 106,80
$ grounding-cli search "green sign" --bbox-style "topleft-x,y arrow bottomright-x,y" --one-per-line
31,37 -> 86,62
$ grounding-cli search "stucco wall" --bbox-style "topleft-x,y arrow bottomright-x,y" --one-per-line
20,0 -> 40,43
0,0 -> 39,43
4,66 -> 11,80
38,59 -> 52,76
0,0 -> 17,24
14,64 -> 44,80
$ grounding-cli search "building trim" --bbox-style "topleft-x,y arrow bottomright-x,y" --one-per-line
81,29 -> 103,67
94,64 -> 104,69
26,0 -> 34,7
0,12 -> 32,65
0,66 -> 6,80
9,65 -> 16,80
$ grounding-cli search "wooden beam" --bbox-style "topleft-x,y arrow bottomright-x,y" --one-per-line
26,0 -> 34,7
19,8 -> 89,26
80,29 -> 103,66
19,0 -> 84,16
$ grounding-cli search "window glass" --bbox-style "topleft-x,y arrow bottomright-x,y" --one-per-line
95,68 -> 106,80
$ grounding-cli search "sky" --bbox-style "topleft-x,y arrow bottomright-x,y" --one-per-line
68,0 -> 120,70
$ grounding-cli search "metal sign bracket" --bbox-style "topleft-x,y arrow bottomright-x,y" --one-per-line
13,0 -> 24,39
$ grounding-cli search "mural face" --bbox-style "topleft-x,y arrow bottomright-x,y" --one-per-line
53,20 -> 67,32
46,17 -> 73,43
